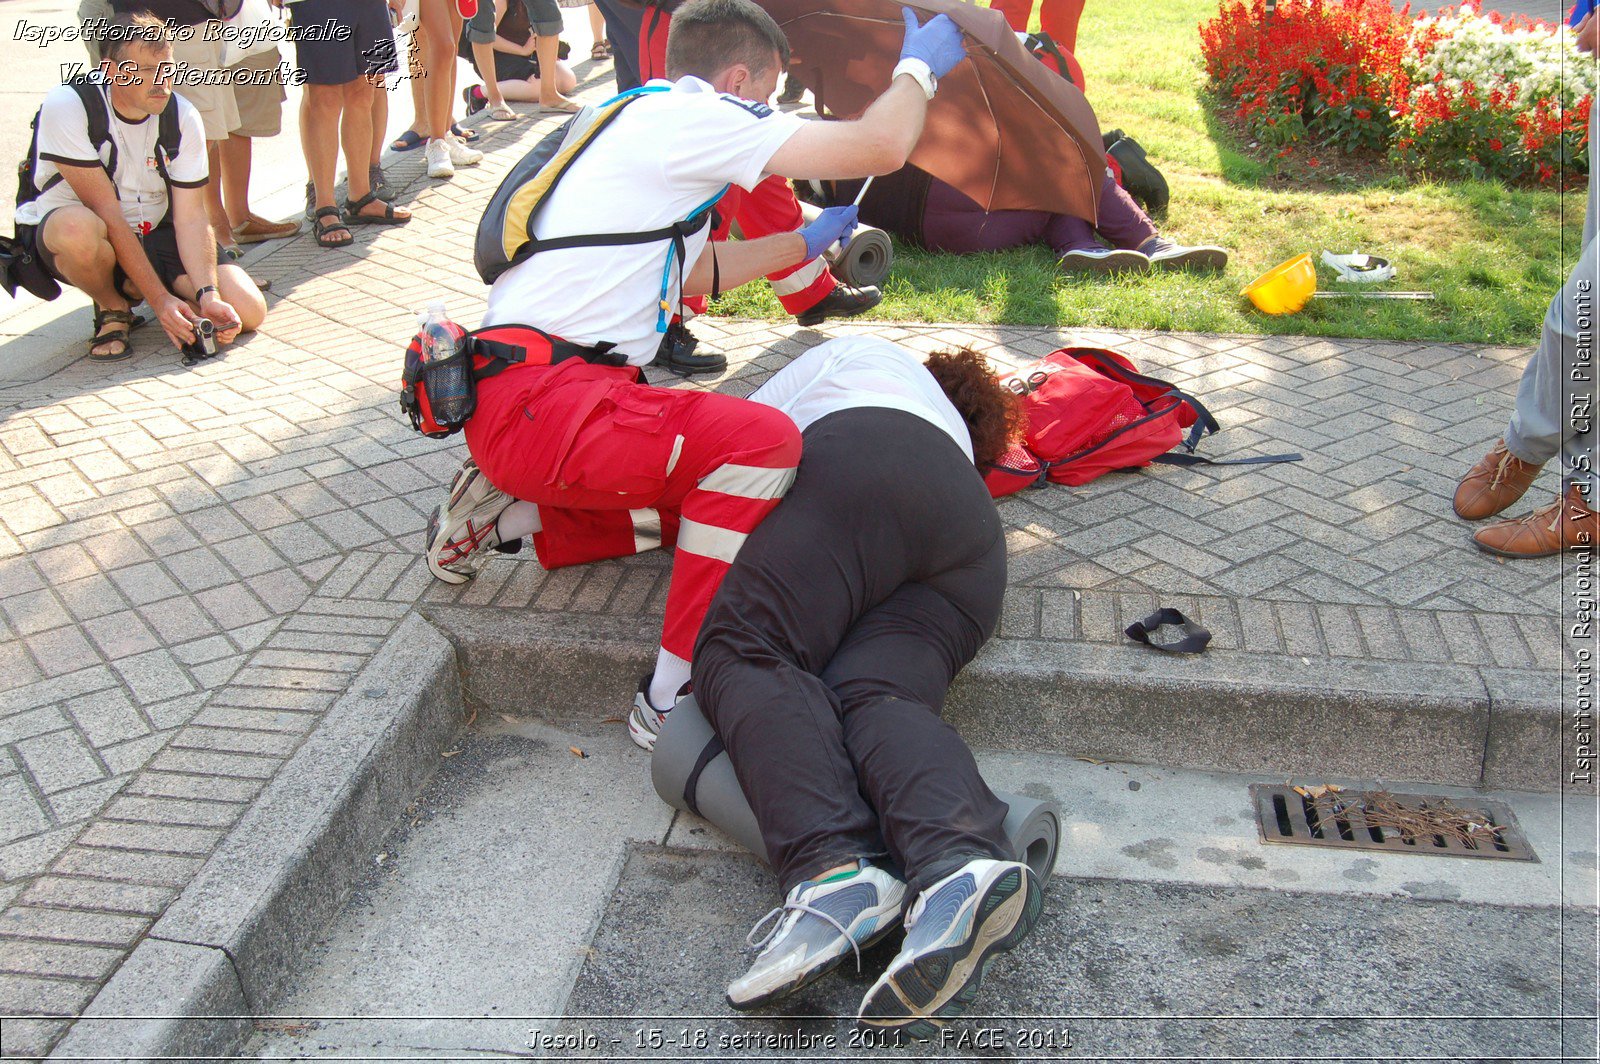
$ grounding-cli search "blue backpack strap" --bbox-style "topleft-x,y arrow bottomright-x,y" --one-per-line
655,184 -> 728,332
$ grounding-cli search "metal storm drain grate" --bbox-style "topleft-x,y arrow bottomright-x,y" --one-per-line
1251,784 -> 1538,862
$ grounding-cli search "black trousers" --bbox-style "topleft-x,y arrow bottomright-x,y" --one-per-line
592,0 -> 644,91
693,407 -> 1014,895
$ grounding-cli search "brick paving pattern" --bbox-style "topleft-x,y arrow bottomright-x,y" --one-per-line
0,87 -> 1572,1059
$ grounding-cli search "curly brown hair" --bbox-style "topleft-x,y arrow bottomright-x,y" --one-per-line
923,347 -> 1026,468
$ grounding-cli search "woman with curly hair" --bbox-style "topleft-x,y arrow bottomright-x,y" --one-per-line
686,336 -> 1042,1036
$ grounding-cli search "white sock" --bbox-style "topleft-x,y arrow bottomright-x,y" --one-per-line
648,649 -> 691,710
495,500 -> 541,542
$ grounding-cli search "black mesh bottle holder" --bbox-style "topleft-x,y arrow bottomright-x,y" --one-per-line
419,340 -> 478,432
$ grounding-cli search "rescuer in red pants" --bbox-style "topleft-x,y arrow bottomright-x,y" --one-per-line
640,0 -> 881,377
988,0 -> 1085,53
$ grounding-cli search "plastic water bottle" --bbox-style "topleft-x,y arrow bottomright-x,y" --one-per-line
417,301 -> 472,428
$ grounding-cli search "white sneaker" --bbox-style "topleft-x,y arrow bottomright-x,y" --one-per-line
425,458 -> 512,584
425,138 -> 454,179
444,134 -> 483,167
728,861 -> 908,1011
857,859 -> 1042,1040
627,676 -> 689,751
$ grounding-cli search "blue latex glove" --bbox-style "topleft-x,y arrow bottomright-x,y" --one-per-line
900,7 -> 966,79
798,205 -> 858,261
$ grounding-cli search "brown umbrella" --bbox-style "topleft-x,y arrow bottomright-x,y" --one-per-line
761,0 -> 1105,221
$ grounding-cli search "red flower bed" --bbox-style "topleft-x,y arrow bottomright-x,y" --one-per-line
1200,0 -> 1415,155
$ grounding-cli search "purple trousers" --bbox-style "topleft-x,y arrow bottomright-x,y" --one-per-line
921,167 -> 1156,257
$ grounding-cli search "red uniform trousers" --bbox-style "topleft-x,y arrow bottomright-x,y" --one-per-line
640,6 -> 836,318
463,358 -> 802,661
989,0 -> 1086,53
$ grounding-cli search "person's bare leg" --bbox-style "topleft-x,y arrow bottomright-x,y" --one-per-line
496,63 -> 577,101
419,0 -> 455,140
536,33 -> 577,109
42,207 -> 134,356
369,74 -> 388,167
471,41 -> 510,111
343,79 -> 411,220
205,141 -> 236,251
303,82 -> 345,212
220,133 -> 252,229
587,1 -> 605,49
401,27 -> 430,140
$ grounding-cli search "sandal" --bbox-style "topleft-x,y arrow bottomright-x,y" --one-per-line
450,122 -> 479,141
488,104 -> 517,121
591,40 -> 608,61
312,205 -> 353,248
390,129 -> 425,152
343,191 -> 411,226
88,305 -> 137,362
539,98 -> 582,114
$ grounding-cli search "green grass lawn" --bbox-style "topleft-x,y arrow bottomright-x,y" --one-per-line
713,0 -> 1588,344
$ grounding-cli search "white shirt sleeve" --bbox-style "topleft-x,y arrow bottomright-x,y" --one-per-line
34,85 -> 100,168
663,93 -> 806,195
165,97 -> 209,188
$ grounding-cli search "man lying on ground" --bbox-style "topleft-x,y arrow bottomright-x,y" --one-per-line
693,336 -> 1042,1035
16,13 -> 264,362
422,0 -> 970,748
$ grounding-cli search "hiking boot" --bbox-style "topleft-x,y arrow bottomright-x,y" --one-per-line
728,861 -> 908,1011
794,282 -> 881,327
857,859 -> 1042,1040
1140,236 -> 1228,272
652,321 -> 726,376
628,676 -> 690,751
1454,438 -> 1542,520
1473,483 -> 1598,558
425,138 -> 454,179
1058,247 -> 1149,273
425,458 -> 512,584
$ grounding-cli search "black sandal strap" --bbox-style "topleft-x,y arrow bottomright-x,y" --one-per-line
344,191 -> 381,214
93,306 -> 138,330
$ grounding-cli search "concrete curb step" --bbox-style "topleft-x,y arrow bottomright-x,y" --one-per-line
424,605 -> 1573,795
48,614 -> 464,1063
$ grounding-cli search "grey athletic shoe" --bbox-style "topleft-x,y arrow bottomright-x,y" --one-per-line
857,858 -> 1042,1040
627,676 -> 690,752
728,861 -> 908,1011
1140,236 -> 1229,272
425,458 -> 512,585
1057,246 -> 1150,273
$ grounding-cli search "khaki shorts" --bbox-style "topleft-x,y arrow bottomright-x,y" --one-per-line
229,49 -> 287,138
171,27 -> 241,141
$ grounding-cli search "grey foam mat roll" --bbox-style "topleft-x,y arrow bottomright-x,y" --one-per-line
652,695 -> 1061,884
796,199 -> 895,290
830,226 -> 894,289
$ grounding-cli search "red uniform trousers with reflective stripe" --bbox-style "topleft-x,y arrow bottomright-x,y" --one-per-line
640,6 -> 836,318
463,358 -> 802,660
989,0 -> 1085,52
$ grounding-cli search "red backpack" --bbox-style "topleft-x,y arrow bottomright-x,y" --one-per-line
984,347 -> 1297,498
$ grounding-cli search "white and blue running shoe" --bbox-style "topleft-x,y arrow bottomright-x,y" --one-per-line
857,858 -> 1042,1039
727,861 -> 907,1011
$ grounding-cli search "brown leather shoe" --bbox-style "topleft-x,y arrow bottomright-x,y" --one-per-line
1453,439 -> 1542,520
1473,483 -> 1599,558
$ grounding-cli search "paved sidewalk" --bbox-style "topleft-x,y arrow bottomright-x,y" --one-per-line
0,81 -> 1578,1059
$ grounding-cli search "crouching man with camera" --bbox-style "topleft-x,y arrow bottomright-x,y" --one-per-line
15,13 -> 265,362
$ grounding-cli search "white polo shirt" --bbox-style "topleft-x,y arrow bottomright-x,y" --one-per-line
481,76 -> 806,364
750,336 -> 976,463
18,79 -> 208,231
